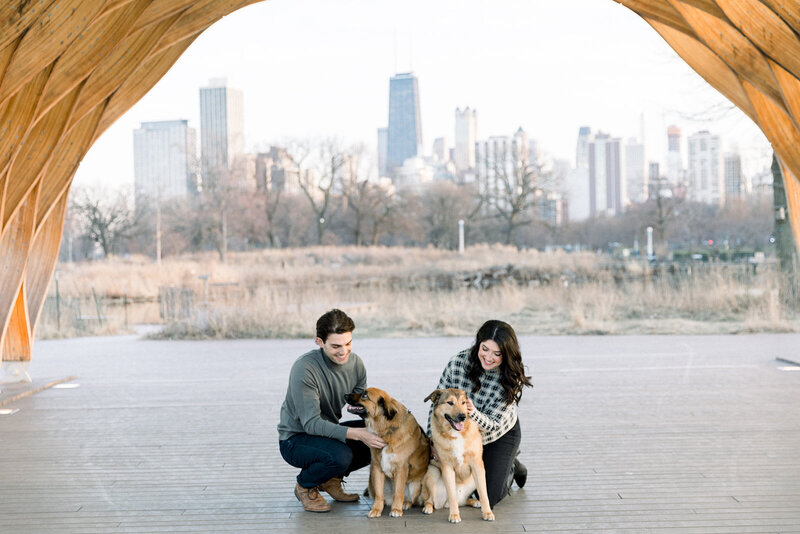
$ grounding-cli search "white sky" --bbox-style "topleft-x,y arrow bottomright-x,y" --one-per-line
74,0 -> 773,189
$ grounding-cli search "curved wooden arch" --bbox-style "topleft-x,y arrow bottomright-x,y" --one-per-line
1,0 -> 799,373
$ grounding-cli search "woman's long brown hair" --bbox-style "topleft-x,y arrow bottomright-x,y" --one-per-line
467,320 -> 533,405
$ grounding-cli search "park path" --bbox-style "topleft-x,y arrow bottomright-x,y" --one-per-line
1,333 -> 799,533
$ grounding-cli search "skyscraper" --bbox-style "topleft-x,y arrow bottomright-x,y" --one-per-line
386,73 -> 422,174
625,137 -> 646,203
454,107 -> 477,173
666,125 -> 683,184
724,153 -> 749,200
567,126 -> 593,222
687,130 -> 724,206
588,133 -> 626,216
432,137 -> 448,162
133,120 -> 198,208
199,78 -> 244,189
576,126 -> 592,169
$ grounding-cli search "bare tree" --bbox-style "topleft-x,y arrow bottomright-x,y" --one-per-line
290,138 -> 345,245
645,176 -> 685,249
70,186 -> 140,258
339,145 -> 399,246
480,151 -> 544,246
418,182 -> 482,249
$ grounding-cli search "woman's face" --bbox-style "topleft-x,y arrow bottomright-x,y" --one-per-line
477,339 -> 503,371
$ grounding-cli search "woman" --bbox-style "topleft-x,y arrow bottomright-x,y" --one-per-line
428,319 -> 533,507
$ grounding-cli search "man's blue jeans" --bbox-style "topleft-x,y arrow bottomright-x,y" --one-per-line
279,419 -> 371,488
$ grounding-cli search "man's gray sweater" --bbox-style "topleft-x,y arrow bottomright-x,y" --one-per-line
277,348 -> 367,442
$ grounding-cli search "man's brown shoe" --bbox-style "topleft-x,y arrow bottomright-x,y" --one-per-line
294,483 -> 330,512
319,477 -> 359,502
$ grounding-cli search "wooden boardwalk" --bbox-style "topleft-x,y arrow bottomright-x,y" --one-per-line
1,334 -> 799,533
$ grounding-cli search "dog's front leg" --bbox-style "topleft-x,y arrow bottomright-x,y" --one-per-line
368,463 -> 385,518
389,465 -> 408,517
421,466 -> 436,514
441,463 -> 461,523
469,460 -> 495,521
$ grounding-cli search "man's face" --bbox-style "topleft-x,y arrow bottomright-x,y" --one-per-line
316,332 -> 353,365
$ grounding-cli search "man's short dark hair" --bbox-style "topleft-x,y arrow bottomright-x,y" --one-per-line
316,309 -> 355,342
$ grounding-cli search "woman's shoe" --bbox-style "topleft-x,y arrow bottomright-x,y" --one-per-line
513,458 -> 527,488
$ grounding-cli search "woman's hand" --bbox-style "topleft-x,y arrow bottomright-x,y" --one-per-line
466,398 -> 475,415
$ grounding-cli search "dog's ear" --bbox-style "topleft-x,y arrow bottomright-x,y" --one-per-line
378,396 -> 397,420
424,389 -> 443,404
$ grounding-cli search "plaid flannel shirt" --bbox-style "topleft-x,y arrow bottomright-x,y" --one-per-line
428,348 -> 517,445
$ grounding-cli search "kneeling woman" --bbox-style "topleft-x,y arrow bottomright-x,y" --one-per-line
428,319 -> 532,507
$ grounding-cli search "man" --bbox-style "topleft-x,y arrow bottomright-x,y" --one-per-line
278,309 -> 386,512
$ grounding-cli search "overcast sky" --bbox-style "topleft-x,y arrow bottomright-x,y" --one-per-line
74,0 -> 773,189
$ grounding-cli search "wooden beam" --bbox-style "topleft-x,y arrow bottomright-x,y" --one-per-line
0,183 -> 39,362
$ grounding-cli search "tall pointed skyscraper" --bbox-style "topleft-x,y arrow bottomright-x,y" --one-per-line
386,72 -> 422,174
199,77 -> 244,189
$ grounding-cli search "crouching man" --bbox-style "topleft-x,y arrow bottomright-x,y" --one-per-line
278,309 -> 387,512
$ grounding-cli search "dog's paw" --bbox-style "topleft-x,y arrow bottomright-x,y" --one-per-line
368,508 -> 382,518
466,498 -> 481,508
403,500 -> 411,510
448,512 -> 462,523
482,510 -> 495,521
422,503 -> 433,514
390,508 -> 403,517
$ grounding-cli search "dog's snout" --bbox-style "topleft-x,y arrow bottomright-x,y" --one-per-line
456,413 -> 466,422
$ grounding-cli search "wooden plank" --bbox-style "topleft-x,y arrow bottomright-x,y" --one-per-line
716,0 -> 800,81
67,15 -> 180,132
668,0 -> 786,112
761,0 -> 800,36
0,334 -> 798,532
131,0 -> 198,34
0,1 -> 104,107
26,191 -> 69,333
2,83 -> 80,229
0,183 -> 38,362
36,0 -> 153,122
0,1 -> 58,52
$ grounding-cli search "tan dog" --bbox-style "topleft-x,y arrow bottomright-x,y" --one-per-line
421,388 -> 495,523
345,387 -> 430,518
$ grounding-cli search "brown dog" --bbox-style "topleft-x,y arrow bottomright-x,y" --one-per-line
421,388 -> 495,523
345,387 -> 430,518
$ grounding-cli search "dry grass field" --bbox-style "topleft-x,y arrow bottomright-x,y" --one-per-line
37,245 -> 799,340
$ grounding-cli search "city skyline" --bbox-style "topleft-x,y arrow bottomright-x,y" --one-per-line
74,0 -> 772,190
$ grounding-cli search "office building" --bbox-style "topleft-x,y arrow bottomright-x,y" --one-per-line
724,152 -> 750,200
454,107 -> 477,172
567,127 -> 593,221
687,130 -> 724,206
255,147 -> 301,194
625,137 -> 647,203
576,126 -> 592,169
666,125 -> 683,183
432,137 -> 449,162
199,77 -> 244,189
588,133 -> 626,216
386,73 -> 422,174
133,120 -> 198,207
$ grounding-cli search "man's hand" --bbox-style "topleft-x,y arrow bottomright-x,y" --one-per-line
347,426 -> 387,449
466,398 -> 475,415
